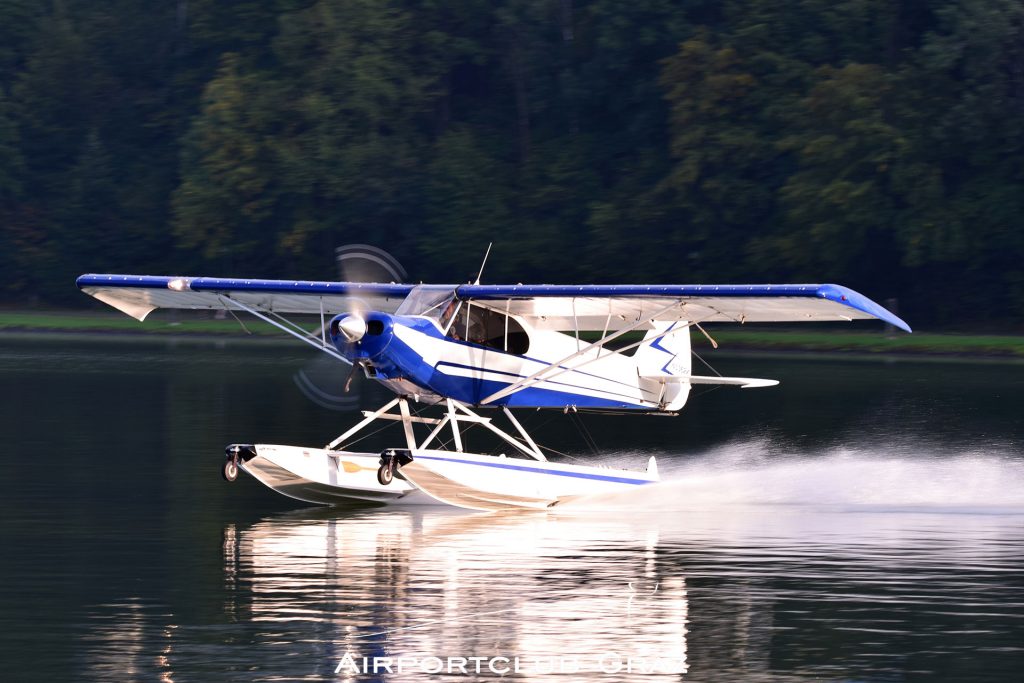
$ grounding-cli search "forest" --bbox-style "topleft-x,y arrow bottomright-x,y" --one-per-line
1,1 -> 1022,327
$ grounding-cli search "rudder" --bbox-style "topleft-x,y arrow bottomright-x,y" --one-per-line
634,321 -> 691,377
635,321 -> 692,411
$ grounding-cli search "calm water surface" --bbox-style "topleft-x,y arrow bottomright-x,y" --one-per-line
1,336 -> 1022,681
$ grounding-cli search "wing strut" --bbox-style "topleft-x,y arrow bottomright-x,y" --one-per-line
218,295 -> 351,364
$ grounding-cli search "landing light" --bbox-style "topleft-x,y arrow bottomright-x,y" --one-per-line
167,278 -> 191,291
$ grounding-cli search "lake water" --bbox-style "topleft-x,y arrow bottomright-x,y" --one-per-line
1,336 -> 1022,681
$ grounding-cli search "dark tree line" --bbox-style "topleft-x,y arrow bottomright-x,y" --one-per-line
1,0 -> 1023,327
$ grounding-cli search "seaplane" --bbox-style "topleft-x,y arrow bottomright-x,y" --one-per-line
77,256 -> 910,511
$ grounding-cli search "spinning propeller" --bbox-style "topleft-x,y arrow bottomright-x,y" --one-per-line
291,244 -> 408,410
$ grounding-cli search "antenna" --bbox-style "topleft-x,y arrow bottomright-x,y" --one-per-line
474,242 -> 493,285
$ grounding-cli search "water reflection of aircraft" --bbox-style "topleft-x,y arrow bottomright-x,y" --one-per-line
79,267 -> 909,510
79,598 -> 176,683
225,509 -> 689,677
79,506 -> 1023,680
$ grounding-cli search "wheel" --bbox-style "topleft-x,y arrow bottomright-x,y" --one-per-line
222,459 -> 239,482
377,462 -> 394,486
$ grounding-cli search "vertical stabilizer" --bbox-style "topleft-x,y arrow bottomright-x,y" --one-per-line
635,321 -> 691,411
635,321 -> 691,376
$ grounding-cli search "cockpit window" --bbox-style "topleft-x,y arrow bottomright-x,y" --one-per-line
446,302 -> 530,355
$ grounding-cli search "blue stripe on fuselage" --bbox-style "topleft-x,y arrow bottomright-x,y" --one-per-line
434,360 -> 651,404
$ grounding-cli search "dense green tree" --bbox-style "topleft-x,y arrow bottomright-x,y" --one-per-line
0,91 -> 25,294
657,31 -> 795,281
52,131 -> 122,272
172,53 -> 279,272
0,92 -> 22,203
5,8 -> 108,298
0,0 -> 42,90
757,64 -> 908,283
13,8 -> 109,193
896,0 -> 1024,320
271,0 -> 446,261
420,129 -> 515,280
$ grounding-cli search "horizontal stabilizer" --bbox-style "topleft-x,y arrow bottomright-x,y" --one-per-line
690,375 -> 778,388
642,375 -> 779,389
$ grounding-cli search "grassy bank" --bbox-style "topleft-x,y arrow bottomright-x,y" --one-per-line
704,329 -> 1024,357
0,310 -> 280,336
2,310 -> 1022,357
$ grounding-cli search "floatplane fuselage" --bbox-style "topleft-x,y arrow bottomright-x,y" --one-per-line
327,310 -> 688,412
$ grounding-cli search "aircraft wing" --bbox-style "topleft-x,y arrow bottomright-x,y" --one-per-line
78,275 -> 911,333
455,283 -> 911,333
77,274 -> 414,320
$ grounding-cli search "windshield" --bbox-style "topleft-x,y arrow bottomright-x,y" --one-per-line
395,285 -> 456,321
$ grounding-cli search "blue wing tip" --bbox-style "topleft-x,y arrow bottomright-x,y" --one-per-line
819,284 -> 912,333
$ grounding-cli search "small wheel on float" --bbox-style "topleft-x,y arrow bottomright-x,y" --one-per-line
222,458 -> 239,482
377,461 -> 394,486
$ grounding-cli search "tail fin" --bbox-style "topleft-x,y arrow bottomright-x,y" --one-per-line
635,321 -> 692,411
634,321 -> 691,377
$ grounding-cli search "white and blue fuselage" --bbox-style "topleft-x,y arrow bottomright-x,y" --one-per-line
328,311 -> 676,412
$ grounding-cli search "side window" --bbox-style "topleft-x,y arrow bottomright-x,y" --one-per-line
445,304 -> 470,341
445,303 -> 529,355
504,321 -> 530,355
438,298 -> 459,328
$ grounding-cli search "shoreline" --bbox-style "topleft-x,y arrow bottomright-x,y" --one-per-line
2,310 -> 1022,361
